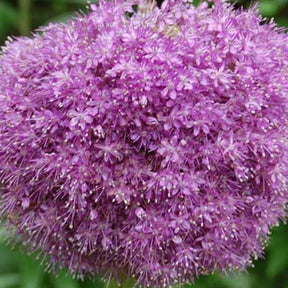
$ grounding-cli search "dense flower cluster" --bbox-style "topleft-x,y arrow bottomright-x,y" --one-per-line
1,0 -> 288,286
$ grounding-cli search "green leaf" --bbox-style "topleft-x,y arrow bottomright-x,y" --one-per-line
259,1 -> 280,17
266,225 -> 288,278
38,0 -> 88,3
277,18 -> 288,28
0,243 -> 20,273
186,274 -> 224,288
44,13 -> 74,25
0,274 -> 20,288
82,278 -> 105,288
50,271 -> 79,288
19,254 -> 45,288
0,1 -> 18,38
219,273 -> 253,288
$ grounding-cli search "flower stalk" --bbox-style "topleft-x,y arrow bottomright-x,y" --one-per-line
19,0 -> 31,36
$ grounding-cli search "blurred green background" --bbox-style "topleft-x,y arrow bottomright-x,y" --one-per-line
1,0 -> 288,287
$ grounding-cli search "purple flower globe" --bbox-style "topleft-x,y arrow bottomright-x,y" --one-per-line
1,0 -> 288,287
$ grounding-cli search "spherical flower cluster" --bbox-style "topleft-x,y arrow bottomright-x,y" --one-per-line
1,0 -> 288,287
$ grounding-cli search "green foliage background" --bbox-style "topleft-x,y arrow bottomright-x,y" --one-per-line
0,0 -> 288,287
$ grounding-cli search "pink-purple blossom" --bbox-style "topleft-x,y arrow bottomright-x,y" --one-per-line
1,0 -> 288,287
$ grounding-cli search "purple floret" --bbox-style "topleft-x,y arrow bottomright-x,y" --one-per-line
1,0 -> 288,287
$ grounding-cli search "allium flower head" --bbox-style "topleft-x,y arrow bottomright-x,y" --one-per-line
1,0 -> 288,287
